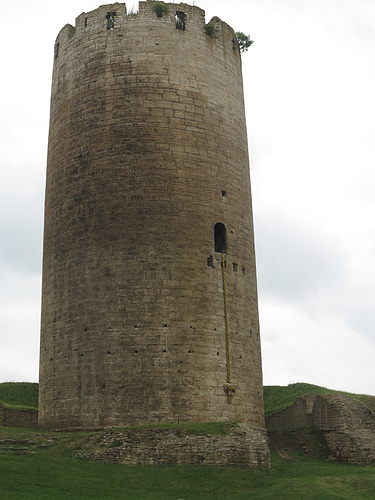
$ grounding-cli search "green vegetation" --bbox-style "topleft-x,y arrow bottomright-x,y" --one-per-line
263,382 -> 375,415
1,383 -> 375,498
204,23 -> 215,37
263,383 -> 334,415
0,382 -> 38,410
152,2 -> 169,18
353,394 -> 375,412
235,32 -> 254,52
1,425 -> 375,499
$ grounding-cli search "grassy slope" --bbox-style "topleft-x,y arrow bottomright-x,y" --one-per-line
0,426 -> 375,500
0,382 -> 38,410
263,382 -> 375,415
1,382 -> 375,498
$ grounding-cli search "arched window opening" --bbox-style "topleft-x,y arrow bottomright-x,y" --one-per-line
214,223 -> 227,253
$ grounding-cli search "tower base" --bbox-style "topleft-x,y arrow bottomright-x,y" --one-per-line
78,423 -> 271,468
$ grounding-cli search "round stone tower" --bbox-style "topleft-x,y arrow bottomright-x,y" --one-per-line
39,1 -> 265,432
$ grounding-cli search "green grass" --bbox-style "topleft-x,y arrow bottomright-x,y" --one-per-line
263,382 -> 375,415
1,383 -> 375,498
0,425 -> 375,500
0,382 -> 38,410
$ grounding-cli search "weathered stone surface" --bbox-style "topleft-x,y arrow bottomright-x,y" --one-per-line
0,404 -> 38,428
266,394 -> 375,464
78,424 -> 270,467
39,0 -> 266,453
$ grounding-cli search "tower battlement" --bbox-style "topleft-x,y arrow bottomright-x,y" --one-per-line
55,2 -> 240,67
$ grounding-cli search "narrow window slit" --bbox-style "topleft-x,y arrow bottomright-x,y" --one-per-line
106,11 -> 115,30
214,223 -> 227,253
175,11 -> 186,30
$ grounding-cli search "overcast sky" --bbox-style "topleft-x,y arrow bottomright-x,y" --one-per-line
0,0 -> 374,395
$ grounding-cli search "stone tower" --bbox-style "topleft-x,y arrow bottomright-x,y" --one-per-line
39,1 -> 265,434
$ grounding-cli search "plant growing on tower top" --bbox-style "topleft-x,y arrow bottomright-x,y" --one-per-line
235,32 -> 254,52
152,1 -> 169,17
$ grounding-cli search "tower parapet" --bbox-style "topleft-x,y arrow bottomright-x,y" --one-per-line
54,2 -> 242,68
39,0 -> 266,446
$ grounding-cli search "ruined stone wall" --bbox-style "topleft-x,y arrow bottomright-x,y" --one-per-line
4,409 -> 38,428
39,1 -> 265,434
79,424 -> 270,467
0,404 -> 38,428
266,394 -> 375,464
265,397 -> 314,428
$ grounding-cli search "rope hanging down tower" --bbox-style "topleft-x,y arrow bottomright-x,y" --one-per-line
222,253 -> 235,403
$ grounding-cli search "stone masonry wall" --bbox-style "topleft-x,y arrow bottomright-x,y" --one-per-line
39,0 -> 266,438
265,397 -> 314,428
79,424 -> 271,467
266,394 -> 375,465
0,404 -> 38,428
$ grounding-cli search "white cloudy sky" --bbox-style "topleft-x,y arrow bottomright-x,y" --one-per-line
0,0 -> 374,395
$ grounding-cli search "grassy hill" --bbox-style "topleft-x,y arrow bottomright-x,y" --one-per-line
263,382 -> 375,415
0,382 -> 38,410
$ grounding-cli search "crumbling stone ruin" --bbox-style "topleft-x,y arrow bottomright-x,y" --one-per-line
78,424 -> 270,467
266,393 -> 375,465
0,405 -> 38,428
